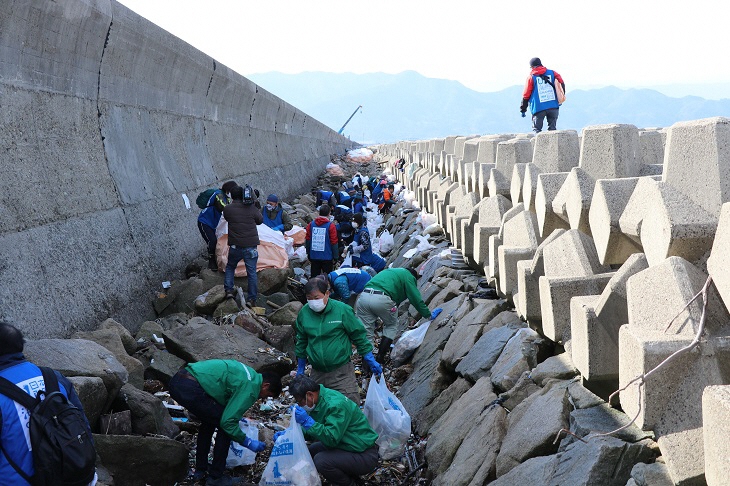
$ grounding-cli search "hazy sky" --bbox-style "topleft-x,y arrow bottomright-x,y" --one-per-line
117,0 -> 726,96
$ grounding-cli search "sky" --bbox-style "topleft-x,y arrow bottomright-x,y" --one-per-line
116,0 -> 728,99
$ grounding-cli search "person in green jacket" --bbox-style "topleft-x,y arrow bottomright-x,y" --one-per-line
168,360 -> 283,486
295,277 -> 382,404
355,268 -> 442,364
282,375 -> 379,486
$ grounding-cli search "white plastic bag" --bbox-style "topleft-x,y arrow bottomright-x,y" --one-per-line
419,212 -> 437,228
363,376 -> 411,460
391,320 -> 432,366
226,419 -> 259,467
293,246 -> 308,262
379,230 -> 395,254
342,252 -> 353,267
259,418 -> 321,486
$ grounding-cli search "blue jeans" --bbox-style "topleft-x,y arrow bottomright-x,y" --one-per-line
225,246 -> 258,302
532,107 -> 559,132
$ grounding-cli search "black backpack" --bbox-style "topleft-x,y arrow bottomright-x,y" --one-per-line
0,367 -> 96,486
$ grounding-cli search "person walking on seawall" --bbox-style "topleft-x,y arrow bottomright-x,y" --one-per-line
328,266 -> 376,308
356,268 -> 442,364
305,204 -> 340,276
198,180 -> 237,271
222,185 -> 263,303
294,278 -> 382,405
277,375 -> 379,486
168,360 -> 282,485
0,322 -> 98,486
261,194 -> 292,233
520,57 -> 565,133
349,213 -> 386,272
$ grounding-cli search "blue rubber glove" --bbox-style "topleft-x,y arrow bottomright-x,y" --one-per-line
273,430 -> 285,442
294,405 -> 315,429
521,112 -> 526,118
430,308 -> 443,320
363,351 -> 383,376
242,437 -> 266,453
296,357 -> 306,375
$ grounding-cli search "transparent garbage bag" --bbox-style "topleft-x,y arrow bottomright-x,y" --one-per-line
259,417 -> 321,486
363,375 -> 411,460
390,320 -> 431,366
226,419 -> 259,467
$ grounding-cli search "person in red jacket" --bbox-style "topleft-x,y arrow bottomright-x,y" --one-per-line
520,57 -> 565,133
306,204 -> 340,276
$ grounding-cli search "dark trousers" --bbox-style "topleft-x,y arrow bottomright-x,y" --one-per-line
168,370 -> 231,479
308,442 -> 379,486
198,221 -> 217,257
225,246 -> 258,302
532,107 -> 559,132
310,259 -> 334,277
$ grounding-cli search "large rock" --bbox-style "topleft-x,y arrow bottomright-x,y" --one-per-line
496,381 -> 571,476
113,383 -> 179,438
68,376 -> 108,430
433,404 -> 508,486
425,376 -> 497,475
24,339 -> 128,397
143,348 -> 186,385
415,377 -> 471,437
268,301 -> 303,326
99,318 -> 138,355
193,284 -> 226,314
257,267 -> 292,294
72,329 -> 144,389
530,353 -> 579,386
441,300 -> 510,369
135,320 -> 164,342
153,277 -> 205,316
455,323 -> 523,383
396,350 -> 451,417
490,455 -> 558,486
263,325 -> 296,359
93,434 -> 188,486
162,321 -> 292,375
567,404 -> 653,444
490,328 -> 548,392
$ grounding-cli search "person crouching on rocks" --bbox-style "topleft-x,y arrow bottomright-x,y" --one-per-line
294,277 -> 382,405
168,360 -> 282,486
274,375 -> 379,486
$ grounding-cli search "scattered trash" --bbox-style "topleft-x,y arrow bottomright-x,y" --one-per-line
161,281 -> 172,289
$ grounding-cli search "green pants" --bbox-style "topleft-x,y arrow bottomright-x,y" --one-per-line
310,361 -> 361,405
355,291 -> 399,344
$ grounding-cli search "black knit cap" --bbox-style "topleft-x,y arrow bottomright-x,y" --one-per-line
529,57 -> 542,68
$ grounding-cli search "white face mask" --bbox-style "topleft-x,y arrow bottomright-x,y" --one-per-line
329,215 -> 335,222
266,204 -> 275,211
308,298 -> 326,313
302,393 -> 317,412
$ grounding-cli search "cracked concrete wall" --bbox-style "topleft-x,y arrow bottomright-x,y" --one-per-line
0,0 -> 352,337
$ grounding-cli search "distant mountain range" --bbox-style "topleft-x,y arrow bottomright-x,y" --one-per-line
247,71 -> 730,144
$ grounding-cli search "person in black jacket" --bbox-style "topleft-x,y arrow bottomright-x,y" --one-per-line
222,185 -> 264,304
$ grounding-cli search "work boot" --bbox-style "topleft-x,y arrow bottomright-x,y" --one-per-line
376,337 -> 393,365
207,255 -> 218,271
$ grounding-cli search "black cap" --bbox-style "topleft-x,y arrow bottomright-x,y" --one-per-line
530,57 -> 542,68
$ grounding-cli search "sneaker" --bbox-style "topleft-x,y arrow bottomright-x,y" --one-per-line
206,475 -> 245,486
190,469 -> 207,482
225,290 -> 235,300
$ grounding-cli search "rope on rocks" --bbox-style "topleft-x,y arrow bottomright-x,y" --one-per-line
553,276 -> 712,445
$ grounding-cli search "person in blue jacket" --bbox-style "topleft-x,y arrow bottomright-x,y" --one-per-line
261,194 -> 292,233
198,180 -> 237,271
520,57 -> 565,133
349,213 -> 386,272
328,266 -> 376,307
306,205 -> 340,276
352,193 -> 366,215
313,189 -> 336,209
0,322 -> 96,486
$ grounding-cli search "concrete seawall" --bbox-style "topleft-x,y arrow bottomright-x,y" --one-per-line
0,0 -> 352,337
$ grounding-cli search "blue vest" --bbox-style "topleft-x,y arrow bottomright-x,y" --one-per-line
337,191 -> 353,206
310,221 -> 334,260
0,361 -> 72,484
353,228 -> 386,271
262,207 -> 284,230
197,189 -> 224,228
353,201 -> 365,214
528,69 -> 560,115
329,268 -> 371,295
317,191 -> 334,206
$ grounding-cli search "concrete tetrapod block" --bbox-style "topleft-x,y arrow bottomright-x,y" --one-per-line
662,116 -> 730,218
449,192 -> 479,249
498,211 -> 541,298
539,273 -> 614,344
559,167 -> 597,236
619,177 -> 663,245
707,202 -> 730,311
579,123 -> 641,180
638,183 -> 718,267
477,163 -> 496,199
515,229 -> 567,326
589,177 -> 646,265
542,229 -> 611,278
535,172 -> 571,238
488,203 -> 525,285
571,253 -> 649,382
639,129 -> 665,166
488,166 -> 510,198
436,181 -> 459,226
531,129 -> 581,172
444,186 -> 467,239
521,163 -> 542,212
462,196 -> 510,267
509,163 -> 528,205
703,385 -> 730,486
618,326 -> 730,486
429,179 -> 452,217
488,138 -> 533,198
